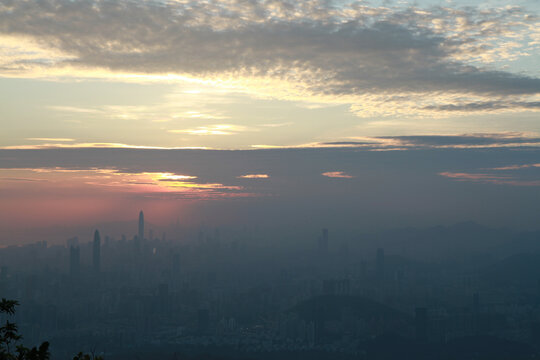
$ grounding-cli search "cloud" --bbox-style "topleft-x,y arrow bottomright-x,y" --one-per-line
46,85 -> 238,126
252,133 -> 540,150
0,0 -> 539,116
322,171 -> 354,178
323,133 -> 540,150
238,174 -> 269,179
421,101 -> 540,113
0,177 -> 48,182
438,172 -> 511,181
259,123 -> 292,128
26,137 -> 75,142
152,173 -> 198,181
168,125 -> 250,136
0,142 -> 208,150
490,163 -> 540,170
0,166 -> 249,199
439,156 -> 540,186
439,171 -> 540,186
4,133 -> 540,151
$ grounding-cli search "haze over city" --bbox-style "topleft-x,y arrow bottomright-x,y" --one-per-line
0,0 -> 539,359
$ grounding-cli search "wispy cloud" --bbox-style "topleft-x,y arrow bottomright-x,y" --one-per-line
438,172 -> 511,181
168,125 -> 250,136
0,167 -> 250,199
254,133 -> 540,151
439,171 -> 540,186
490,163 -> 540,170
153,173 -> 198,181
0,143 -> 208,150
238,174 -> 269,179
322,171 -> 354,179
5,133 -> 540,151
47,106 -> 102,114
259,123 -> 292,128
48,93 -> 232,123
0,177 -> 48,182
26,137 -> 75,142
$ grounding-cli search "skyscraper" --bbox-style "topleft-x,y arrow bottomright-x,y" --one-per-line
93,230 -> 101,273
138,210 -> 144,242
376,248 -> 385,279
415,307 -> 428,342
318,228 -> 329,253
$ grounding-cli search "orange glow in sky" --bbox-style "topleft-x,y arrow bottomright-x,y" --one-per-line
0,167 -> 252,231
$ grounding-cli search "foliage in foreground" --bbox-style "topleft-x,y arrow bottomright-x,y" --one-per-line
0,298 -> 102,360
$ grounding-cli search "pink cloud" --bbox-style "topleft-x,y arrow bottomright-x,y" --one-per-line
238,174 -> 269,179
438,172 -> 540,186
322,171 -> 354,178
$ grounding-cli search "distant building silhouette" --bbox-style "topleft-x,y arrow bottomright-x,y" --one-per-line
322,279 -> 350,295
93,230 -> 101,273
136,210 -> 144,252
415,307 -> 428,342
66,236 -> 78,248
0,266 -> 7,281
473,292 -> 480,334
376,248 -> 385,279
69,245 -> 80,276
198,309 -> 210,334
138,211 -> 144,241
318,228 -> 329,253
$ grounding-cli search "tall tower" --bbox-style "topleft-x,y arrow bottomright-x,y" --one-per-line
318,228 -> 329,253
138,211 -> 144,242
93,230 -> 101,273
376,248 -> 385,279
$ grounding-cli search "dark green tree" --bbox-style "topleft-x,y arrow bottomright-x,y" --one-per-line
1,299 -> 104,360
72,353 -> 103,360
0,298 -> 49,360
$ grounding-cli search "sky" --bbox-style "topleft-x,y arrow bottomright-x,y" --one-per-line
0,0 -> 539,244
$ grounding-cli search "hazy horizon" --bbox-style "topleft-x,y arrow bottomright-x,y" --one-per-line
1,143 -> 539,246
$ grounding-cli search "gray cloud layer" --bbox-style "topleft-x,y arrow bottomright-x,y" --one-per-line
1,0 -> 539,114
324,133 -> 540,149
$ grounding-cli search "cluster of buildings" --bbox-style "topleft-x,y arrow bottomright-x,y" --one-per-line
1,214 -> 540,359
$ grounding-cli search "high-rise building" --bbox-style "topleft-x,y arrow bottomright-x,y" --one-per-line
135,210 -> 144,253
93,230 -> 101,273
0,266 -> 7,281
69,246 -> 80,276
376,248 -> 385,279
66,236 -> 78,248
138,210 -> 144,241
318,228 -> 329,253
197,309 -> 210,334
415,307 -> 428,342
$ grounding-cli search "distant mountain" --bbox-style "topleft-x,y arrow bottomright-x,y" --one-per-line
373,222 -> 527,262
